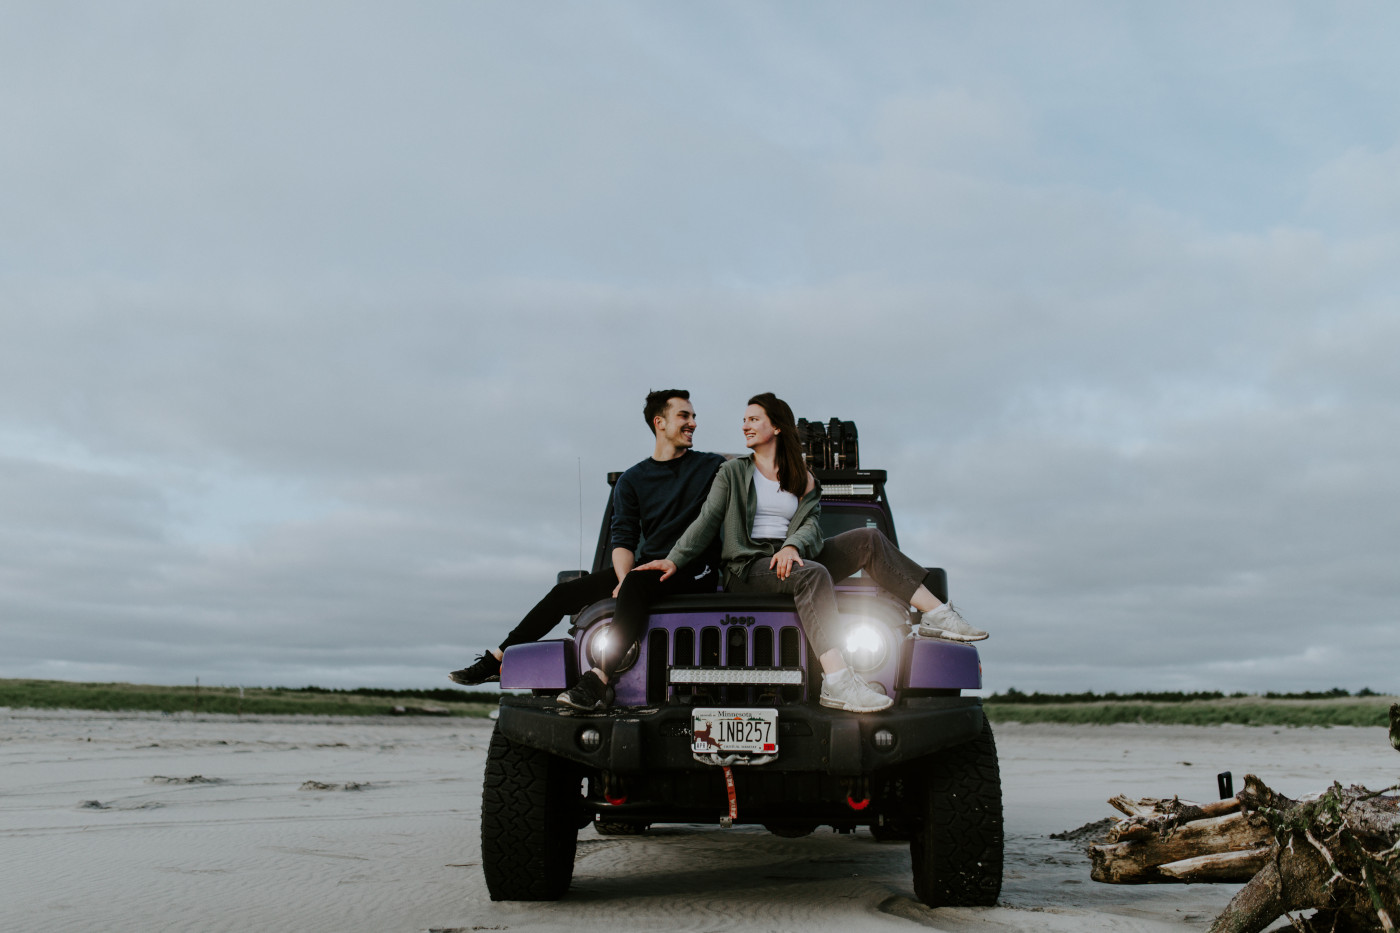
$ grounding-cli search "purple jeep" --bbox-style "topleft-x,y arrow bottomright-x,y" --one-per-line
480,421 -> 1002,906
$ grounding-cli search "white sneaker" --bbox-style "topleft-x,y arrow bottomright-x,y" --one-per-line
819,669 -> 893,713
916,604 -> 987,642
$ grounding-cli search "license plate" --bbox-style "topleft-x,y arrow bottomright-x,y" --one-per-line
691,707 -> 778,755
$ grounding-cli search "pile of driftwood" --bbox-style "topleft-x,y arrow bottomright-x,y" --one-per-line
1089,703 -> 1399,933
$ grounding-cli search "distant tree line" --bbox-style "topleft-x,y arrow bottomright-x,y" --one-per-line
293,685 -> 499,703
986,687 -> 1387,705
288,685 -> 1390,706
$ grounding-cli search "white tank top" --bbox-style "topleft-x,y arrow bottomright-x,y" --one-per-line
752,469 -> 799,539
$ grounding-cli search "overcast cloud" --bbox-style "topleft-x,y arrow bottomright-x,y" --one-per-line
3,2 -> 1397,694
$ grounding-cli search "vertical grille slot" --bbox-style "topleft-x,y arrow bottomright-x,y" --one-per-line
779,625 -> 802,702
725,626 -> 749,705
753,626 -> 774,668
674,627 -> 695,700
700,626 -> 721,667
724,626 -> 748,666
646,629 -> 668,703
779,626 -> 801,666
753,625 -> 776,706
675,627 -> 695,665
698,625 -> 722,705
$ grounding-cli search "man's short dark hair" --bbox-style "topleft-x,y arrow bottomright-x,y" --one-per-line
644,389 -> 690,435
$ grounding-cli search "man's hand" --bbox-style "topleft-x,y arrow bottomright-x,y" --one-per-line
769,545 -> 804,581
633,558 -> 677,581
611,571 -> 626,598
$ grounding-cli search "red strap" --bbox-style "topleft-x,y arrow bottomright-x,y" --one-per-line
723,766 -> 738,822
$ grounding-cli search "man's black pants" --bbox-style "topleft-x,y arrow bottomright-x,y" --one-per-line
600,560 -> 717,677
497,559 -> 717,666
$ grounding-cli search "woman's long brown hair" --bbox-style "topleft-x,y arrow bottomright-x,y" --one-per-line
748,392 -> 808,497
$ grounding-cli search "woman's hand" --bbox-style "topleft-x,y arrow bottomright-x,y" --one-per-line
769,546 -> 804,581
633,558 -> 677,581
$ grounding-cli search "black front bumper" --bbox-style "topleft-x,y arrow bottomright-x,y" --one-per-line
495,695 -> 985,776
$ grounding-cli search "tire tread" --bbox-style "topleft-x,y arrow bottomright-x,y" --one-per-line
910,718 -> 1004,907
480,728 -> 580,900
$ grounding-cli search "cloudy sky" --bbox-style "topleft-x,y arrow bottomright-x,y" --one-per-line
4,2 -> 1398,695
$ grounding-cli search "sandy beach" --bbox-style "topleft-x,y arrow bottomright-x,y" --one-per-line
2,709 -> 1394,933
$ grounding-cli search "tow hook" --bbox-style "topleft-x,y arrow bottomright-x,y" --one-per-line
843,776 -> 871,810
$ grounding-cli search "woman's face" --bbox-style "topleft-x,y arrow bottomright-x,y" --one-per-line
742,403 -> 778,449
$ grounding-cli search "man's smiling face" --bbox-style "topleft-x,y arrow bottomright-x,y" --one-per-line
655,397 -> 697,449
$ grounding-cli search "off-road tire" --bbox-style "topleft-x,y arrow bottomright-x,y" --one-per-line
480,728 -> 581,900
909,717 -> 1003,907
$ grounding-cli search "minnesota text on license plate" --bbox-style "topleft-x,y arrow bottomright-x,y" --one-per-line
690,708 -> 778,754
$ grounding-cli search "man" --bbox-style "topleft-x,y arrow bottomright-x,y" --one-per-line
450,390 -> 724,711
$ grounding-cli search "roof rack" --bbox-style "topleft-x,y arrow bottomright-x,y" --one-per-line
799,418 -> 859,470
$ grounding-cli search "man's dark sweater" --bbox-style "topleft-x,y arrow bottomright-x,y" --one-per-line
610,450 -> 726,563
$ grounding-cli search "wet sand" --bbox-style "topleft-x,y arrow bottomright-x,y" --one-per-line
2,709 -> 1394,932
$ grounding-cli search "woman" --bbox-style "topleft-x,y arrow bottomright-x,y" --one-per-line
638,392 -> 986,713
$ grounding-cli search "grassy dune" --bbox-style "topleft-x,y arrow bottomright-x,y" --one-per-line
3,678 -> 1394,727
984,694 -> 1397,727
0,679 -> 497,718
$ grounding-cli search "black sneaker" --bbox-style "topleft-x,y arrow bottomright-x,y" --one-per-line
448,652 -> 501,685
556,671 -> 614,711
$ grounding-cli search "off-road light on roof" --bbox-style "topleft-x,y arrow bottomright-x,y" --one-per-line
669,667 -> 804,685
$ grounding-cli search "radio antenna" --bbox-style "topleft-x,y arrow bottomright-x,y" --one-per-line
577,457 -> 584,569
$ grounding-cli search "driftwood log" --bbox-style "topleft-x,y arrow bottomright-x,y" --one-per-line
1090,773 -> 1399,933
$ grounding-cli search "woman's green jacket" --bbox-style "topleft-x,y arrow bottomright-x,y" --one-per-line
664,456 -> 824,585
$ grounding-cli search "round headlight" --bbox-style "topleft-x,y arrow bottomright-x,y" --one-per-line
842,620 -> 891,673
585,622 -> 639,673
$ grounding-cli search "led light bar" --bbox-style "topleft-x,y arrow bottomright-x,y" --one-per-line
669,667 -> 804,685
820,484 -> 875,496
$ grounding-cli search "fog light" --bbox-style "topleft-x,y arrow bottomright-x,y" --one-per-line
579,728 -> 602,751
872,729 -> 896,750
